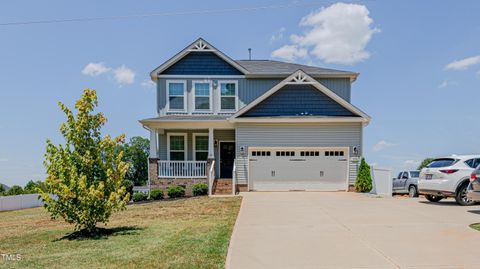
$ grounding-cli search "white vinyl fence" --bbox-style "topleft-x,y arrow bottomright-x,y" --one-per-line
0,194 -> 44,212
370,166 -> 393,197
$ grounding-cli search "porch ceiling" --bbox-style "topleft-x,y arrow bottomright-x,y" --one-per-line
139,115 -> 234,129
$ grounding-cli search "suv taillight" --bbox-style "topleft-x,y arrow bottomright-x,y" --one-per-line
471,174 -> 478,181
440,169 -> 459,174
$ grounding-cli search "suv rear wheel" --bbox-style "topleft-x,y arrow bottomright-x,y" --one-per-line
425,194 -> 443,202
455,183 -> 475,206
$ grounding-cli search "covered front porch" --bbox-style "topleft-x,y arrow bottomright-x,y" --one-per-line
141,117 -> 237,196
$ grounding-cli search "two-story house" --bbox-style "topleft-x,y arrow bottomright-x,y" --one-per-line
140,38 -> 371,195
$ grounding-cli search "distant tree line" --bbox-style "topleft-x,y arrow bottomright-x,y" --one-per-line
0,136 -> 148,197
0,180 -> 47,196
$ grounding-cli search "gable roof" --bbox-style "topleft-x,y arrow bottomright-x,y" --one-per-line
236,60 -> 358,81
150,38 -> 250,80
230,70 -> 371,124
151,38 -> 358,81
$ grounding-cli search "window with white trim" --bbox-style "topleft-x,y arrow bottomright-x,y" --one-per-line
193,81 -> 211,111
167,81 -> 186,111
219,81 -> 237,111
168,134 -> 186,160
193,134 -> 208,160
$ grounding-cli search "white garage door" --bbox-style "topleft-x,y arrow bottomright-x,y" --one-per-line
249,147 -> 349,191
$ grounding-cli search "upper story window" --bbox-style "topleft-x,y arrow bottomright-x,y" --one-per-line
219,81 -> 237,111
193,81 -> 212,111
167,80 -> 186,111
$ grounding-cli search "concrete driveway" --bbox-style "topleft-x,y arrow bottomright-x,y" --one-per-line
226,192 -> 480,269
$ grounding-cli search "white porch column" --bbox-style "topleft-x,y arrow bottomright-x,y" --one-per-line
208,127 -> 214,159
149,129 -> 158,158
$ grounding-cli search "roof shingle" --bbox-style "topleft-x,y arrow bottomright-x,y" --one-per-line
235,60 -> 357,77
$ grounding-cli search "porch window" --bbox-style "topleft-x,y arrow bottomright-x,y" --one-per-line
219,81 -> 237,111
193,134 -> 208,160
167,81 -> 186,111
194,82 -> 211,111
168,134 -> 187,160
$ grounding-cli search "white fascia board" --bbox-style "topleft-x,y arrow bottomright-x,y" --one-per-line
229,117 -> 368,123
158,75 -> 245,79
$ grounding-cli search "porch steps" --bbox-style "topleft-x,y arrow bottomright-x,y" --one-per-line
213,179 -> 233,195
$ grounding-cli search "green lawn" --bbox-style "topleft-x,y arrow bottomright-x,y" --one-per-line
470,223 -> 480,231
0,196 -> 242,269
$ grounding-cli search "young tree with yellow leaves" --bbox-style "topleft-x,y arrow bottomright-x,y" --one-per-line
39,89 -> 130,233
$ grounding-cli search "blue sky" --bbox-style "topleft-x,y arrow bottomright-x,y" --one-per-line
1,0 -> 479,186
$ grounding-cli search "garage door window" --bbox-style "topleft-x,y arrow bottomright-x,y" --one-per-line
252,151 -> 271,157
300,151 -> 320,157
325,151 -> 344,157
276,151 -> 295,157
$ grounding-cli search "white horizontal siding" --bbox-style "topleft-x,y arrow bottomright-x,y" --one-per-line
235,122 -> 363,185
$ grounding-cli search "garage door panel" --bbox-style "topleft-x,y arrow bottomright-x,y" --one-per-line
249,148 -> 348,191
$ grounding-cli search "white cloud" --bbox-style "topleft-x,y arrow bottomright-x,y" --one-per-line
271,45 -> 308,61
270,27 -> 286,43
141,80 -> 156,89
445,55 -> 480,70
112,65 -> 135,87
271,2 -> 379,64
81,62 -> 111,76
373,140 -> 395,152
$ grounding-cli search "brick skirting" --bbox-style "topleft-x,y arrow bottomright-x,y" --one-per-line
151,178 -> 208,197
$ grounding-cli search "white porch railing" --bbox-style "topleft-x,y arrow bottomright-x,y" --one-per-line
232,159 -> 237,195
158,161 -> 207,178
208,160 -> 215,196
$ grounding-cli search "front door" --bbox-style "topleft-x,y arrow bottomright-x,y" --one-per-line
220,142 -> 235,178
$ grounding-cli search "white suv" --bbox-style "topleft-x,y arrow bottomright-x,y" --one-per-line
418,155 -> 480,206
